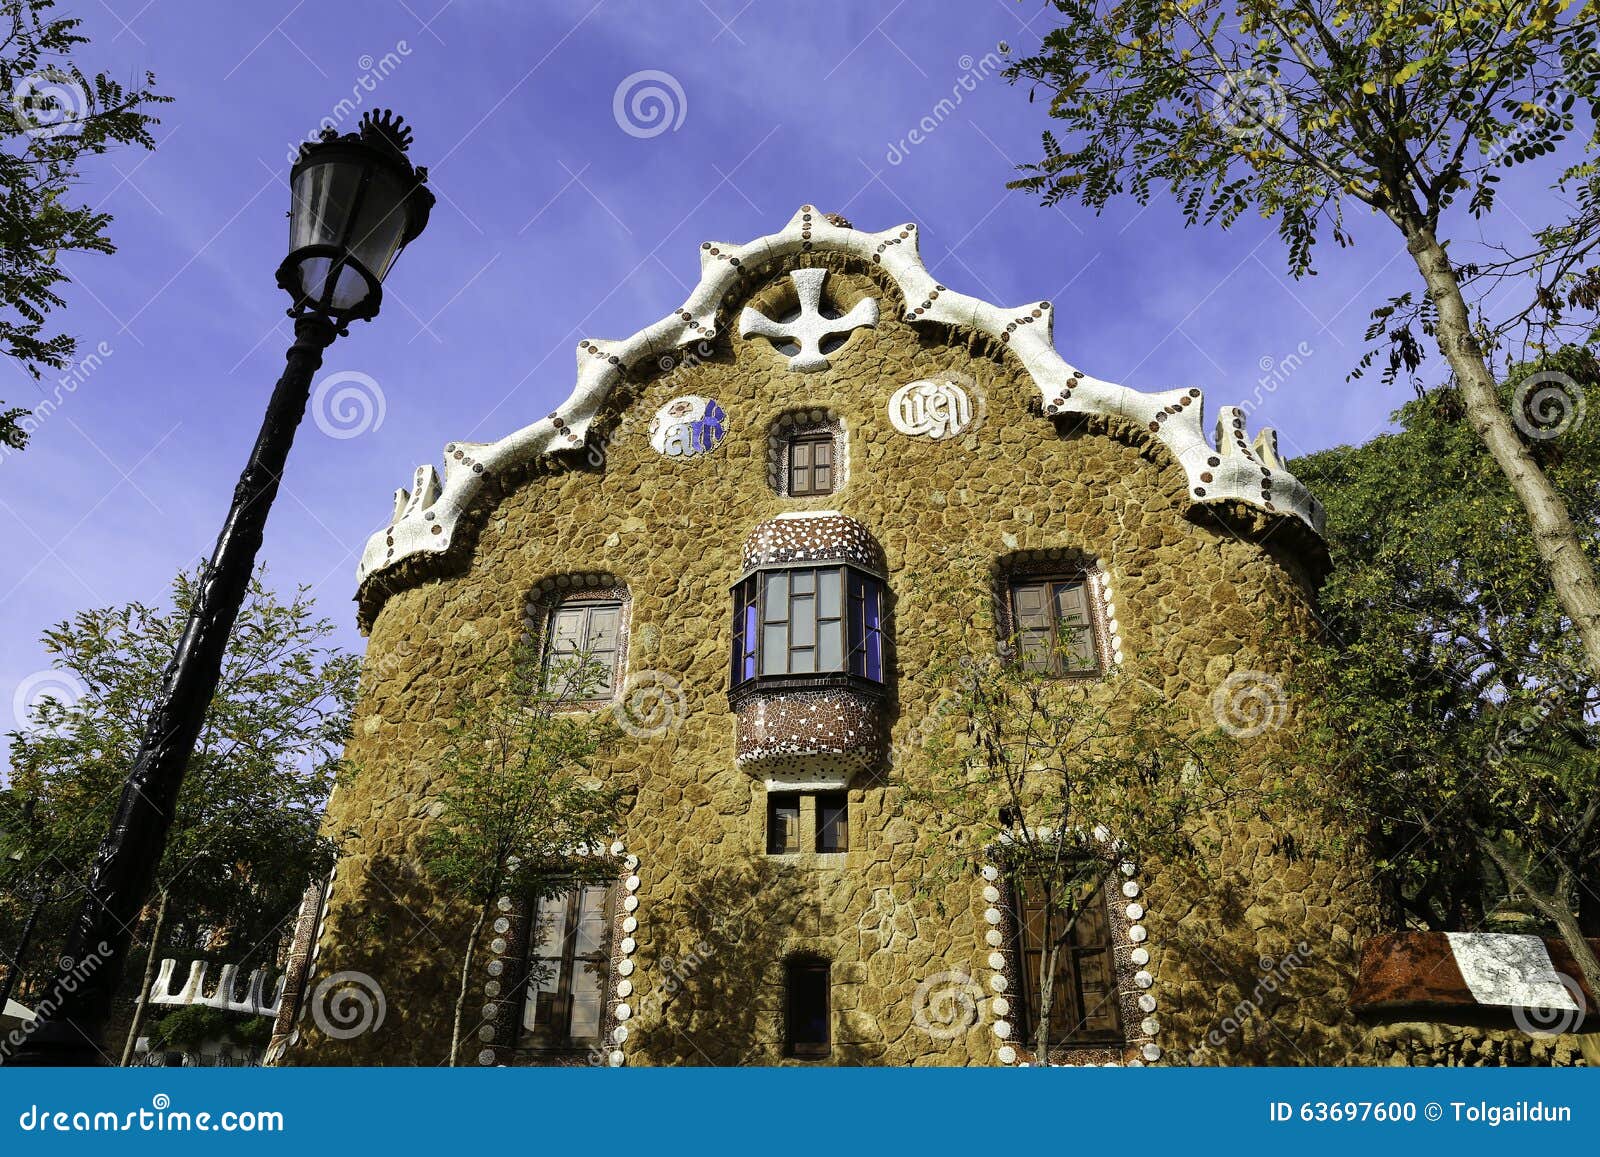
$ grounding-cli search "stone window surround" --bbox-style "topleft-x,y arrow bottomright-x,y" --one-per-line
524,573 -> 633,708
766,409 -> 849,499
978,838 -> 1160,1067
759,786 -> 851,862
478,841 -> 644,1068
991,550 -> 1119,676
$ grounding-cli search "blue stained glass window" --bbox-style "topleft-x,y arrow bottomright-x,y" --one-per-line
733,565 -> 885,689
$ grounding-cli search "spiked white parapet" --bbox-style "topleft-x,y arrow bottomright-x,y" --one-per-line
358,206 -> 1323,589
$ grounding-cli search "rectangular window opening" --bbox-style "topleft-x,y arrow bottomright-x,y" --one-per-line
520,884 -> 614,1051
543,599 -> 625,696
766,792 -> 801,855
785,958 -> 831,1058
788,431 -> 836,497
1010,870 -> 1122,1047
1007,577 -> 1099,678
815,793 -> 849,853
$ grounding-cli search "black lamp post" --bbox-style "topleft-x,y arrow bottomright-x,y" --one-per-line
7,109 -> 433,1066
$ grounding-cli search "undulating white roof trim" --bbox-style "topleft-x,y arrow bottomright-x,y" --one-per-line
357,205 -> 1323,590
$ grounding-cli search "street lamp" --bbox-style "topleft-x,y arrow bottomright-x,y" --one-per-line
8,109 -> 432,1066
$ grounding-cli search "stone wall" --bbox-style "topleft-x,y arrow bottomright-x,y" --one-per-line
284,254 -> 1383,1066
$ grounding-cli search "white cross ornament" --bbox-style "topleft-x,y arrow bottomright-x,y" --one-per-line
739,268 -> 878,372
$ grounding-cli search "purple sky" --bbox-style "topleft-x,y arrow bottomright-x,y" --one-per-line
0,0 -> 1565,761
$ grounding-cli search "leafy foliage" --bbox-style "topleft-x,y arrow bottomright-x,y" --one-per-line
144,1005 -> 267,1054
1293,348 -> 1600,975
0,0 -> 168,453
0,568 -> 358,998
904,562 -> 1244,1061
408,641 -> 629,1065
1008,0 -> 1597,314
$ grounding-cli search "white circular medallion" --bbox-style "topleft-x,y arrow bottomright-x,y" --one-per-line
888,376 -> 975,440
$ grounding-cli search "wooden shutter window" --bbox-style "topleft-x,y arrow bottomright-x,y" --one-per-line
543,598 -> 624,694
1012,873 -> 1122,1047
815,793 -> 849,853
1007,577 -> 1100,677
788,431 -> 836,497
767,792 -> 801,854
521,884 -> 614,1050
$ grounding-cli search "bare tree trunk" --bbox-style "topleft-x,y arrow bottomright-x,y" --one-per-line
1036,939 -> 1059,1065
119,890 -> 169,1067
1475,836 -> 1600,1009
449,906 -> 488,1068
1397,214 -> 1600,679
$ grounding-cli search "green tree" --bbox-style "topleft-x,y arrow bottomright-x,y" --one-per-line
906,564 -> 1242,1062
1293,347 -> 1600,1002
1006,1 -> 1600,680
414,644 -> 629,1067
0,568 -> 357,1062
0,0 -> 168,454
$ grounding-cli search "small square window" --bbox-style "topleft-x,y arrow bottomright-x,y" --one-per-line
767,792 -> 801,854
815,793 -> 848,853
788,431 -> 835,497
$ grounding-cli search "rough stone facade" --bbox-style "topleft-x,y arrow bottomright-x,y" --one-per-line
277,209 -> 1558,1067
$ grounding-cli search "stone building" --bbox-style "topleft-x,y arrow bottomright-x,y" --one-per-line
273,207 -> 1589,1067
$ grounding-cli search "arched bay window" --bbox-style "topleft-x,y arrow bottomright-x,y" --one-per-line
730,564 -> 884,690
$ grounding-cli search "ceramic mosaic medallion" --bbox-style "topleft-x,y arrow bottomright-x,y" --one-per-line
649,395 -> 727,458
